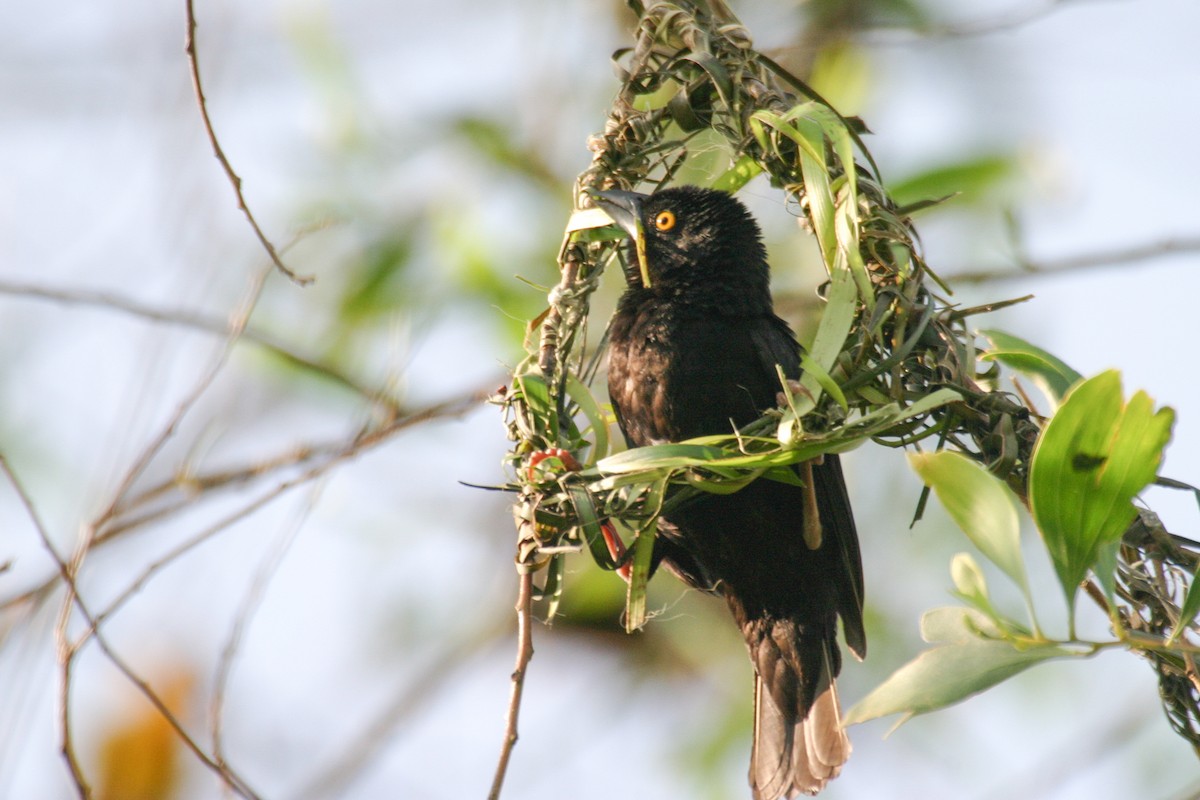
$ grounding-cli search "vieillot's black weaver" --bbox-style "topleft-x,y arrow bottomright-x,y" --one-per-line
592,185 -> 866,799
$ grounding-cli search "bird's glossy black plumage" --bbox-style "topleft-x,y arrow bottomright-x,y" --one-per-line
596,185 -> 866,799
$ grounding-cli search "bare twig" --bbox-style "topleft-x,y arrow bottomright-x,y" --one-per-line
487,571 -> 534,800
946,235 -> 1200,284
0,455 -> 95,796
1,387 -> 490,624
1,455 -> 264,798
91,264 -> 271,535
183,0 -> 312,286
92,388 -> 487,628
90,632 -> 264,799
97,386 -> 491,543
855,0 -> 1093,42
0,278 -> 403,415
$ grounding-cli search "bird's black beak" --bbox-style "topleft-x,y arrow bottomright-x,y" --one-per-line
588,188 -> 653,288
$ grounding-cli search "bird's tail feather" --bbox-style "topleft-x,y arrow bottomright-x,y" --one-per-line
750,677 -> 850,799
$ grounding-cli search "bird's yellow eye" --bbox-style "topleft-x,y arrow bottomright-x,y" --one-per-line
654,210 -> 676,231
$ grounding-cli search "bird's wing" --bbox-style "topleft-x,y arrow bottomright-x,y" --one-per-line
748,314 -> 802,384
812,453 -> 867,660
749,314 -> 867,661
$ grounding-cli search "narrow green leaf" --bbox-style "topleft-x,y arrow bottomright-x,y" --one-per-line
684,469 -> 761,494
568,484 -> 617,570
786,250 -> 857,427
711,155 -> 763,193
682,52 -> 733,109
980,329 -> 1082,410
888,155 -> 1015,208
798,352 -> 848,411
597,443 -> 729,473
625,478 -> 667,632
537,554 -> 566,620
515,371 -> 557,441
1172,572 -> 1200,641
835,193 -> 875,315
564,372 -> 609,465
796,121 -> 837,267
909,451 -> 1029,597
749,108 -> 824,163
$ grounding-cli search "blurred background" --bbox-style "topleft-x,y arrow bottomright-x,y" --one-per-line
2,0 -> 1198,798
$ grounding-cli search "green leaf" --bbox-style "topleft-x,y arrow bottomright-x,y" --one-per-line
980,329 -> 1082,411
568,484 -> 617,571
948,552 -> 1002,622
1028,370 -> 1175,613
888,154 -> 1015,209
799,350 -> 848,412
625,477 -> 667,632
779,250 -> 857,435
796,120 -> 837,268
564,372 -> 609,465
535,554 -> 566,620
845,609 -> 1076,726
514,371 -> 556,442
919,606 -> 1003,644
597,443 -> 729,474
711,154 -> 763,194
1172,572 -> 1200,642
908,451 -> 1029,598
682,52 -> 733,109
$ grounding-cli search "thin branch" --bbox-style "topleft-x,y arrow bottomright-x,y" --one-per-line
90,632 -> 264,799
488,571 -> 535,800
0,278 -> 403,415
946,235 -> 1200,284
98,386 -> 491,543
0,387 -> 489,623
0,455 -> 95,797
91,264 -> 271,535
183,0 -> 311,286
0,454 -> 264,798
860,0 -> 1096,42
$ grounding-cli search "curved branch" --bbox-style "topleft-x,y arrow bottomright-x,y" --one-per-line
184,0 -> 312,286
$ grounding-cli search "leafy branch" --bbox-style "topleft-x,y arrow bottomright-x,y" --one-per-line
491,0 -> 1200,789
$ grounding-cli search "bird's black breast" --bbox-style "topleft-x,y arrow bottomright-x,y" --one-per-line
607,292 -> 794,446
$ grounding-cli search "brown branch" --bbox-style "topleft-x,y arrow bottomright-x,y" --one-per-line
0,278 -> 403,416
91,264 -> 272,535
946,235 -> 1200,285
92,388 -> 487,627
184,0 -> 312,286
487,570 -> 535,800
97,386 -> 491,543
1,386 -> 490,623
90,632 -> 264,799
0,455 -> 95,797
0,455 -> 264,798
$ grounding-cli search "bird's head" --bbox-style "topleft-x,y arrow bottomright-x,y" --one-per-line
589,185 -> 770,298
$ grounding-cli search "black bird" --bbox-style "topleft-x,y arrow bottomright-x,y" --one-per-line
592,185 -> 866,799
